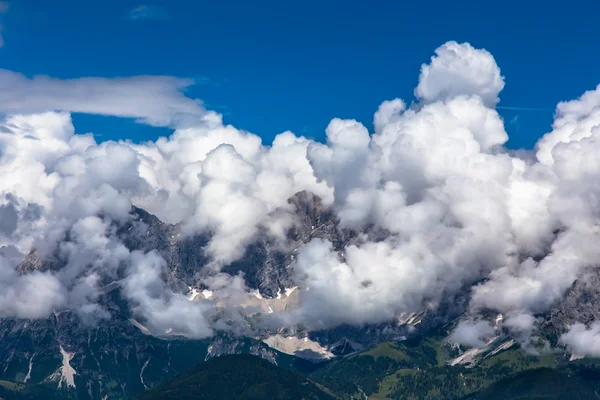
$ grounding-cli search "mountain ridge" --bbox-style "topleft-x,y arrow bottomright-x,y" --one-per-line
0,191 -> 598,399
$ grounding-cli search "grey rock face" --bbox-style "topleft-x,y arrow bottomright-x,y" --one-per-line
6,190 -> 586,398
0,191 -> 351,399
222,191 -> 352,297
542,268 -> 600,342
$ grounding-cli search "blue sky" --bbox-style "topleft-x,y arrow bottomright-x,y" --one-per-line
2,0 -> 599,148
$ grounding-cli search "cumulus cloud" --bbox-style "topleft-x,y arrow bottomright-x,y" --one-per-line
307,118 -> 376,228
503,313 -> 537,335
560,323 -> 600,357
415,41 -> 505,106
187,144 -> 267,263
536,84 -> 600,165
125,251 -> 213,338
373,98 -> 405,134
3,40 -> 600,343
0,254 -> 66,319
450,321 -> 495,348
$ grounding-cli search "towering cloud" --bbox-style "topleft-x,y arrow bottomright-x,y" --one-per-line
2,41 -> 600,342
415,41 -> 505,107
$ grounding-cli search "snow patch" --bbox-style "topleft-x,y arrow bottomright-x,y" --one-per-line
55,346 -> 77,389
129,318 -> 152,335
495,313 -> 504,328
397,311 -> 425,326
449,347 -> 485,366
23,354 -> 35,383
263,334 -> 334,361
140,358 -> 150,389
187,287 -> 212,301
187,287 -> 201,301
485,339 -> 515,358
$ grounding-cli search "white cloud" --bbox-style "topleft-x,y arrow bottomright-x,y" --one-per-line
0,1 -> 8,48
450,320 -> 495,348
0,71 -> 205,128
0,254 -> 66,319
128,4 -> 168,20
291,238 -> 463,329
373,98 -> 405,134
560,322 -> 600,357
415,41 -> 505,107
125,251 -> 213,338
3,40 -> 600,342
503,312 -> 537,340
187,144 -> 267,264
536,84 -> 600,165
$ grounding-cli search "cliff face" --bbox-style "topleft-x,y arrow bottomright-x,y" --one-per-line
1,190 -> 594,400
0,191 -> 354,399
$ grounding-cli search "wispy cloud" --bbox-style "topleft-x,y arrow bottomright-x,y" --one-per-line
0,1 -> 9,48
0,70 -> 205,128
510,114 -> 520,132
128,4 -> 169,21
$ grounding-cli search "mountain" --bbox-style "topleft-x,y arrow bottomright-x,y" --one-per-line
0,192 -> 378,399
308,333 -> 559,399
2,323 -> 600,399
133,354 -> 335,400
1,191 -> 599,399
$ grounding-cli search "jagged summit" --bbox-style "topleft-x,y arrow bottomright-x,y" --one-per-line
0,191 -> 350,398
2,191 -> 600,400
